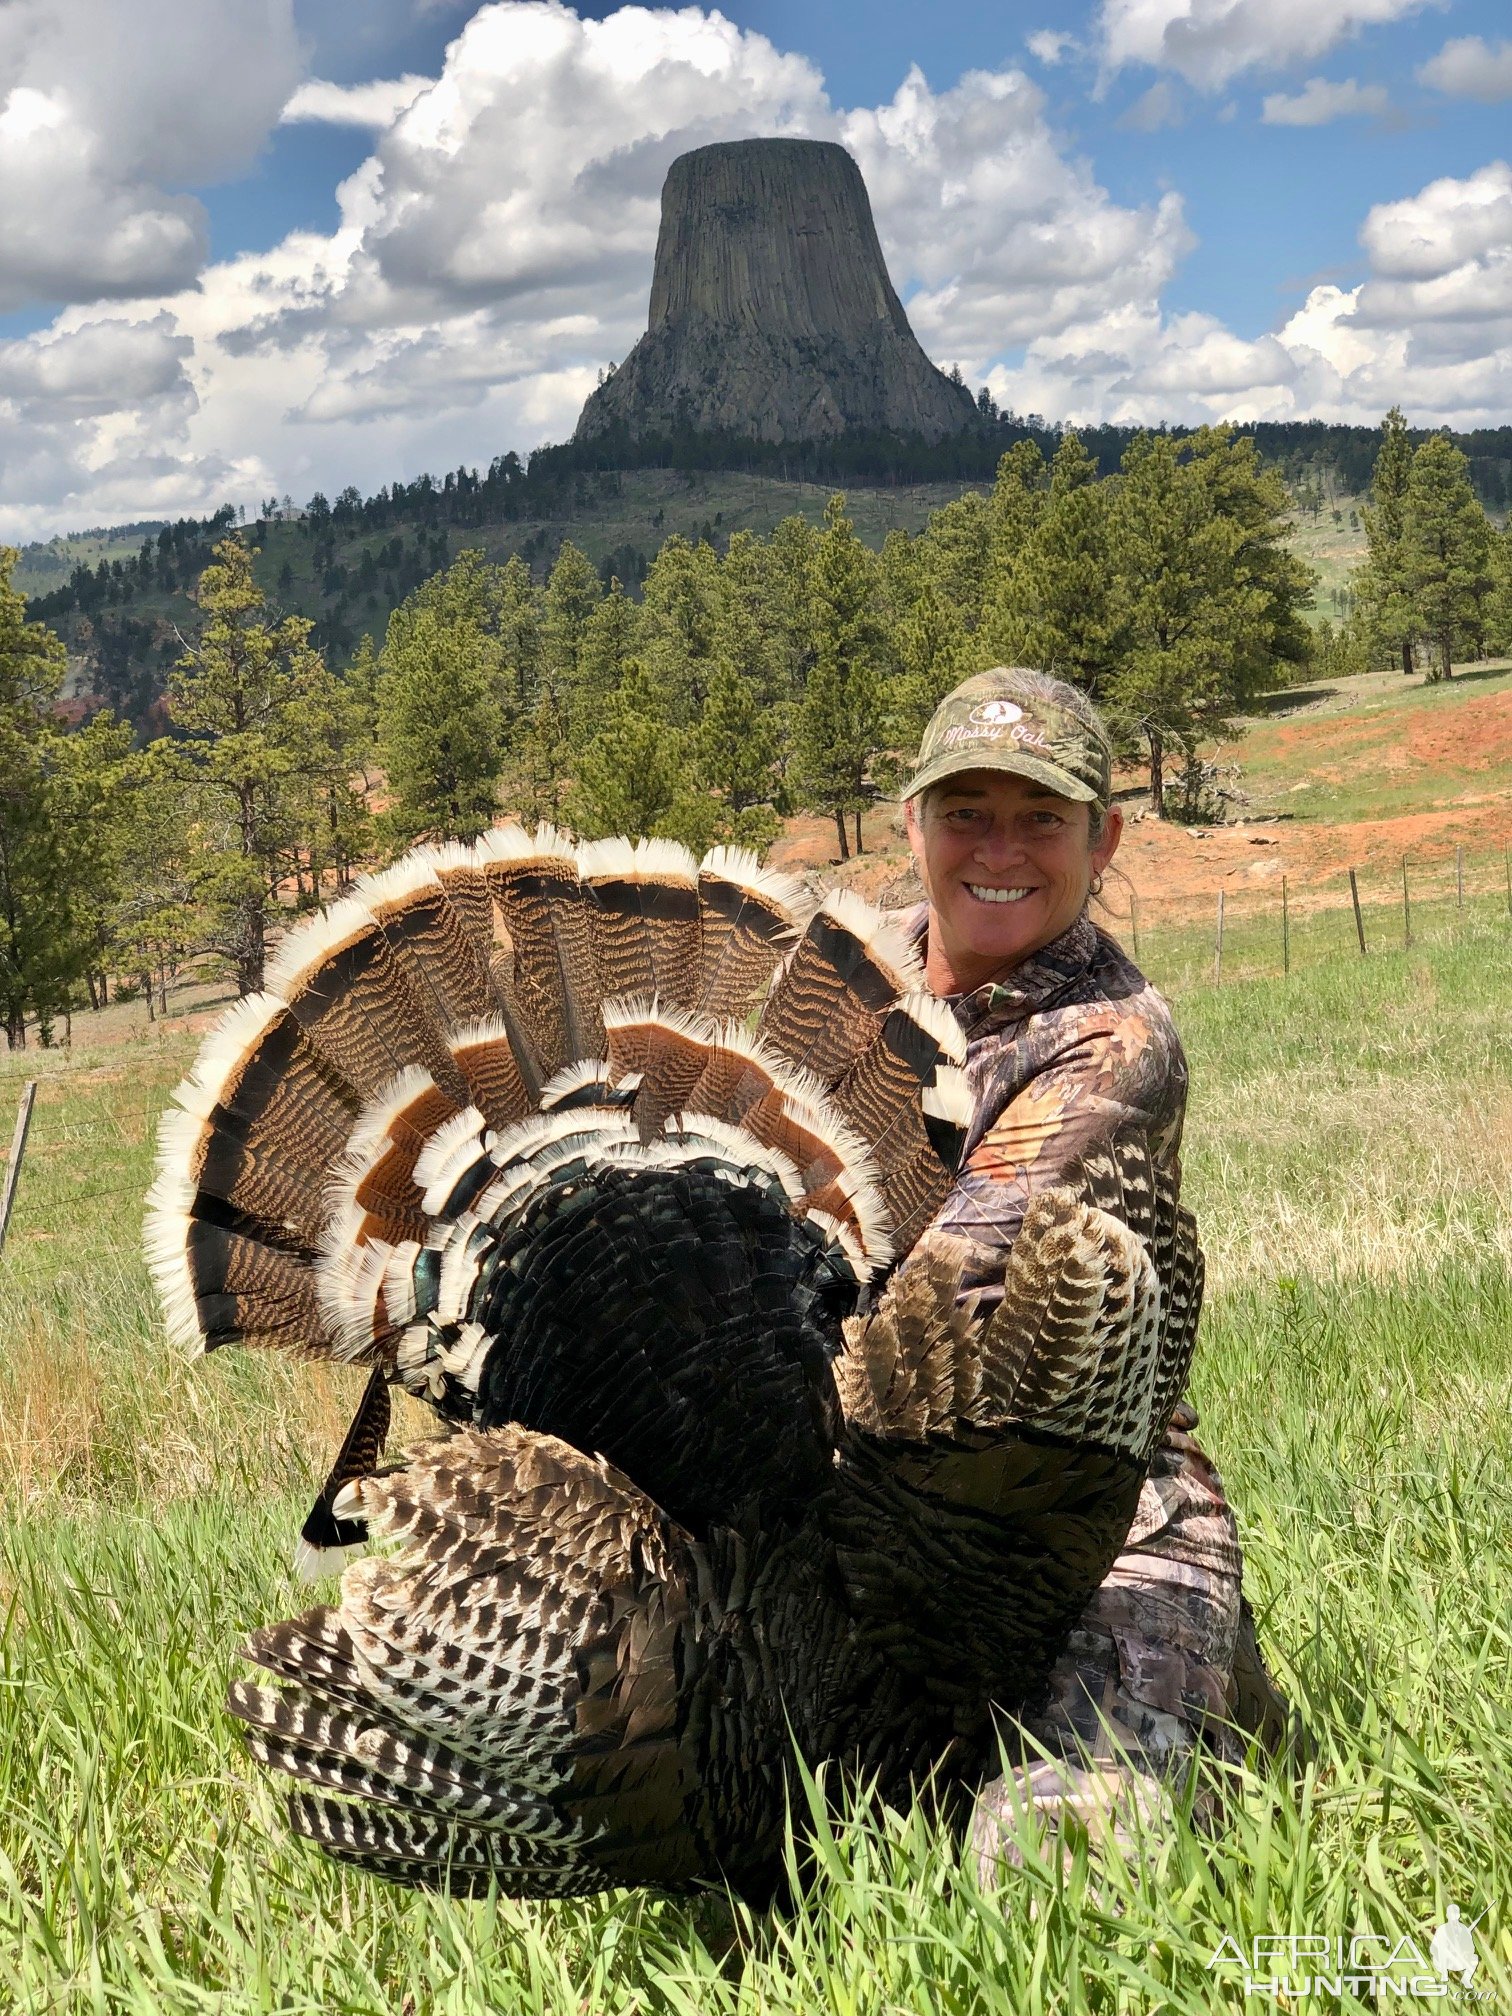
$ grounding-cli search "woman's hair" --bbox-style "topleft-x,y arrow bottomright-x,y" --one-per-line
914,668 -> 1111,844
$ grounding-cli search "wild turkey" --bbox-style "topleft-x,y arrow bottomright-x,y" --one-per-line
146,828 -> 1201,1900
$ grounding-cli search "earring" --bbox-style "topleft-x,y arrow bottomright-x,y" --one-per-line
1089,872 -> 1104,898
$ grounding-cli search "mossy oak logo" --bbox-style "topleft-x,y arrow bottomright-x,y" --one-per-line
969,700 -> 1024,727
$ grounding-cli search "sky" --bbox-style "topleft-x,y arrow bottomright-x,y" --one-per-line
2,0 -> 1511,540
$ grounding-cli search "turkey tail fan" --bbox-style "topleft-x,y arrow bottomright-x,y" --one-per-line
694,847 -> 813,1020
231,1426 -> 711,1897
832,989 -> 972,1256
473,824 -> 597,1078
579,838 -> 702,1010
755,889 -> 926,1088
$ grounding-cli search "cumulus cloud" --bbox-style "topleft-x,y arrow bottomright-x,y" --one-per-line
6,1 -> 1512,537
1261,76 -> 1389,124
281,77 -> 434,127
1026,30 -> 1078,64
1097,0 -> 1440,91
1117,79 -> 1186,129
986,158 -> 1512,430
0,0 -> 302,314
1417,36 -> 1512,103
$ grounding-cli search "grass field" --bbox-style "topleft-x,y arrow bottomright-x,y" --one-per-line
2,915 -> 1510,2011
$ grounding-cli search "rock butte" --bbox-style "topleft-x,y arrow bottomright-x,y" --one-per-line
574,137 -> 977,448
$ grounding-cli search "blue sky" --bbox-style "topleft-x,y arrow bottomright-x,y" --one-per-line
2,0 -> 1510,538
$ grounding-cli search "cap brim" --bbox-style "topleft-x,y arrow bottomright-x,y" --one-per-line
901,746 -> 1098,804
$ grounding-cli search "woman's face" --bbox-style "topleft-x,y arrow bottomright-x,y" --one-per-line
905,769 -> 1123,996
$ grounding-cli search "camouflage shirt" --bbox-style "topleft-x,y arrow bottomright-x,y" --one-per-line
904,904 -> 1190,1310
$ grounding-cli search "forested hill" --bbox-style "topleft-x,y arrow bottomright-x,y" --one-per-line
14,416 -> 1512,731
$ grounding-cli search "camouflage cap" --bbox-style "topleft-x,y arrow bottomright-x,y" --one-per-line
901,667 -> 1112,807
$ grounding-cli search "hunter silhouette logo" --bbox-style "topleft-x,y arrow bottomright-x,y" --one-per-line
970,699 -> 1024,727
1429,1904 -> 1481,1984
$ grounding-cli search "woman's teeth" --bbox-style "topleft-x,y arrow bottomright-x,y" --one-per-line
967,884 -> 1032,904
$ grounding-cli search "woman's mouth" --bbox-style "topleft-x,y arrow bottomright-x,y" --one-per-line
965,884 -> 1034,905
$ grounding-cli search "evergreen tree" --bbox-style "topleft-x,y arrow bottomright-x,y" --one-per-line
566,662 -> 690,842
914,490 -> 993,635
169,539 -> 350,993
0,548 -> 76,1044
640,535 -> 721,719
792,496 -> 887,860
1487,516 -> 1512,657
495,552 -> 545,726
1359,406 -> 1417,676
979,439 -> 1049,658
571,579 -> 642,748
1401,434 -> 1494,680
990,431 -> 1120,691
377,600 -> 506,845
1105,433 -> 1311,818
889,582 -> 968,745
542,541 -> 603,698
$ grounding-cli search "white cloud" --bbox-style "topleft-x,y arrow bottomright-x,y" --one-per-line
1117,79 -> 1186,129
5,2 -> 1512,538
1261,76 -> 1389,124
0,0 -> 303,313
1098,0 -> 1440,91
987,158 -> 1512,431
1026,30 -> 1077,64
281,77 -> 433,128
1417,36 -> 1512,103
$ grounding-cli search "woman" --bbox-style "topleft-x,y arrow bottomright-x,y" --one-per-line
898,666 -> 1291,1867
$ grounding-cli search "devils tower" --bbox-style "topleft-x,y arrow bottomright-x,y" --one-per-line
574,138 -> 976,447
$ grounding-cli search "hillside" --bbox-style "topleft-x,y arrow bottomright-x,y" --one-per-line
16,469 -> 982,724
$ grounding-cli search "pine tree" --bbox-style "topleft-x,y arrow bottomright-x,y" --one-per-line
889,582 -> 968,745
170,538 -> 345,993
792,496 -> 887,860
571,579 -> 642,748
979,439 -> 1049,660
994,431 -> 1120,692
0,548 -> 76,1045
1360,406 -> 1417,676
542,542 -> 603,700
495,552 -> 545,727
1488,517 -> 1512,657
566,662 -> 689,841
640,535 -> 721,719
1401,434 -> 1494,680
377,601 -> 506,845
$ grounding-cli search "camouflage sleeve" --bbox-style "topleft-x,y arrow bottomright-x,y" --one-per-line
927,1008 -> 1187,1306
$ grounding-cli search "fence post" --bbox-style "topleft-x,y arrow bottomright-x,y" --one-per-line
1402,856 -> 1411,949
0,1079 -> 37,1262
1349,868 -> 1367,955
1456,845 -> 1465,912
1282,875 -> 1290,976
1214,889 -> 1225,984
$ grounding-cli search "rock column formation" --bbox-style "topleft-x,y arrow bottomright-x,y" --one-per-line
574,138 -> 976,447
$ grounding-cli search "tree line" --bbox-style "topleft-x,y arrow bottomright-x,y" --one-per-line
5,412 -> 1510,1045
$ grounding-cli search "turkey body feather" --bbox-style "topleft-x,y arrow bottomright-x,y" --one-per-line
146,829 -> 1202,1899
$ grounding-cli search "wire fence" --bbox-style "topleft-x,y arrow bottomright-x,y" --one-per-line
1111,843 -> 1512,994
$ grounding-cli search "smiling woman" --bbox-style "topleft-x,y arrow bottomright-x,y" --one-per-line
897,667 -> 1294,1871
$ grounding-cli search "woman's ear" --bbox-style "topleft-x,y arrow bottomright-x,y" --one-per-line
1092,803 -> 1124,877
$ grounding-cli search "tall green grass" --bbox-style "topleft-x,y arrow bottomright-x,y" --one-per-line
2,929 -> 1510,2011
